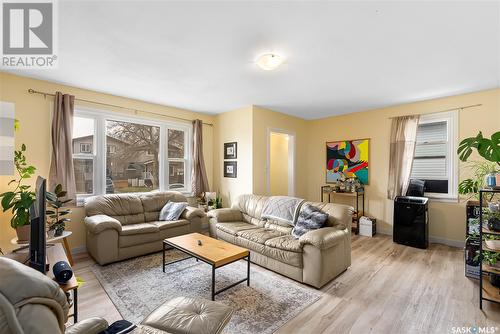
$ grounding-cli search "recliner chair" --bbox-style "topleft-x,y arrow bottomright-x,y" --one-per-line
0,257 -> 234,334
0,257 -> 107,334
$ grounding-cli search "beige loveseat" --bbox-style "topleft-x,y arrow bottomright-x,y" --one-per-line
84,192 -> 205,265
208,194 -> 352,288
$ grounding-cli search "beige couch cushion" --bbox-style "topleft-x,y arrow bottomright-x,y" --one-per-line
85,194 -> 145,225
232,194 -> 269,223
216,222 -> 259,235
237,228 -> 284,244
263,235 -> 303,268
140,192 -> 187,222
151,219 -> 190,230
120,223 -> 159,236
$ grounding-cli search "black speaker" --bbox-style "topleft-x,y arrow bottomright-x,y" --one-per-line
53,261 -> 73,283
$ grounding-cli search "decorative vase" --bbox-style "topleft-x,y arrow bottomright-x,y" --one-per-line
54,225 -> 64,237
488,217 -> 500,232
47,229 -> 56,238
490,274 -> 500,288
16,225 -> 30,242
485,173 -> 497,188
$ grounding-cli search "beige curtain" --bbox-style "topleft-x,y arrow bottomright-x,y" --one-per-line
49,92 -> 76,200
191,119 -> 209,196
387,115 -> 420,200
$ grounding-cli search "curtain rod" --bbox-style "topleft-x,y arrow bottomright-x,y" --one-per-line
388,103 -> 482,119
27,88 -> 213,126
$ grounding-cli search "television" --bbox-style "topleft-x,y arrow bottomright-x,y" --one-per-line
29,176 -> 47,273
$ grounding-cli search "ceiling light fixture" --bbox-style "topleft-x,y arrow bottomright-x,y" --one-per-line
256,53 -> 284,71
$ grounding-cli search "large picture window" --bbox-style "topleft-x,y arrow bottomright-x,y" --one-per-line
410,110 -> 458,200
72,109 -> 192,201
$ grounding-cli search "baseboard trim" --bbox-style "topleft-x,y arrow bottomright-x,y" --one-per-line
71,246 -> 87,255
376,228 -> 463,248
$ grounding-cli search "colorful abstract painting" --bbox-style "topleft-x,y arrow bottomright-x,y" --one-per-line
326,139 -> 369,184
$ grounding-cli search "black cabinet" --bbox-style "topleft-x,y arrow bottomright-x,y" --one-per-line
393,196 -> 429,249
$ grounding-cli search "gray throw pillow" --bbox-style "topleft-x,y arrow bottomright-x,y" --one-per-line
159,202 -> 188,221
291,204 -> 328,239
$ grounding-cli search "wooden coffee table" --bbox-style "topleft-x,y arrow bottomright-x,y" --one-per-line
163,233 -> 250,300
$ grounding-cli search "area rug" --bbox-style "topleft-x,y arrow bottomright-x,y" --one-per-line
91,250 -> 321,334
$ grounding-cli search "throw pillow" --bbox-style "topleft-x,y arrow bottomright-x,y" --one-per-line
159,202 -> 188,221
291,204 -> 328,239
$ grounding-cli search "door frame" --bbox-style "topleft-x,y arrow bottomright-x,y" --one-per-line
266,127 -> 295,196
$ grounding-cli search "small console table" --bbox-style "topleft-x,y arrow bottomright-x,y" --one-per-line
321,186 -> 365,234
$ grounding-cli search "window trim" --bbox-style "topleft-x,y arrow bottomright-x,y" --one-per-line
73,106 -> 193,204
412,110 -> 458,201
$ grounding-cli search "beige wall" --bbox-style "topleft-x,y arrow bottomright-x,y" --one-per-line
213,106 -> 253,206
252,106 -> 308,198
306,88 -> 500,244
0,72 -> 215,253
270,132 -> 289,196
1,70 -> 498,252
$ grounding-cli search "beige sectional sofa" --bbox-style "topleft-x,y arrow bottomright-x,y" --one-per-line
84,191 -> 205,265
208,194 -> 353,288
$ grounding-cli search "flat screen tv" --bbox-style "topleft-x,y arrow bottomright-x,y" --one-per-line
29,176 -> 47,273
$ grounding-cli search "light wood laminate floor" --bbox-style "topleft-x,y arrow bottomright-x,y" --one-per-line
71,234 -> 500,333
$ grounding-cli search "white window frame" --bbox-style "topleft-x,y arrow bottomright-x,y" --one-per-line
73,107 -> 192,204
80,143 -> 92,154
412,110 -> 458,201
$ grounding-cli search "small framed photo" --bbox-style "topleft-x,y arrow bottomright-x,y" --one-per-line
224,142 -> 237,159
224,161 -> 237,178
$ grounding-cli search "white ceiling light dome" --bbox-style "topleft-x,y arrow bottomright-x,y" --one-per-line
255,53 -> 284,71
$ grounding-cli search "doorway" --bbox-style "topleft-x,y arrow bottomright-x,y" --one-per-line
267,129 -> 295,196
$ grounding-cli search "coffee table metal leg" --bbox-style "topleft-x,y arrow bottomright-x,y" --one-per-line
162,242 -> 166,273
247,254 -> 250,286
211,265 -> 216,301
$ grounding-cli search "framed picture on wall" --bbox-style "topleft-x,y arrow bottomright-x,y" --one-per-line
326,138 -> 369,185
224,142 -> 237,159
224,161 -> 237,178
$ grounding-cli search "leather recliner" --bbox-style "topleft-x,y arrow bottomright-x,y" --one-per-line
84,191 -> 206,265
0,257 -> 108,334
208,194 -> 353,289
0,258 -> 233,334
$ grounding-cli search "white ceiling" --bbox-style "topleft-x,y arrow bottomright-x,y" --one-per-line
6,1 -> 500,119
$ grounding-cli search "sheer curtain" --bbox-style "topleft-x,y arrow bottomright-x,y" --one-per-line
387,115 -> 420,200
49,92 -> 76,200
191,119 -> 209,196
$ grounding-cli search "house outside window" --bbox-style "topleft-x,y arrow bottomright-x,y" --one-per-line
72,108 -> 192,202
410,110 -> 458,200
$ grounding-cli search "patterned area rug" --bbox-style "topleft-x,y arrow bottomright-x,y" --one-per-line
91,250 -> 321,334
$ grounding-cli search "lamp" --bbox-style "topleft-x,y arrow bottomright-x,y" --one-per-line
255,53 -> 284,71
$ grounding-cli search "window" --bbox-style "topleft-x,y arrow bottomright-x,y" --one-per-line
72,108 -> 192,200
80,143 -> 92,153
72,116 -> 95,195
168,129 -> 186,189
106,120 -> 160,193
410,111 -> 458,200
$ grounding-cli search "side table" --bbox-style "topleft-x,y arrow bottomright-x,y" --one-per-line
11,230 -> 74,265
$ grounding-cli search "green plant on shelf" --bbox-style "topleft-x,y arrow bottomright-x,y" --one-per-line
474,250 -> 500,267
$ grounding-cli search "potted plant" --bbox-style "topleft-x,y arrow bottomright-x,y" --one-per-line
475,250 -> 500,287
46,184 -> 72,237
458,161 -> 498,200
458,131 -> 500,187
0,144 -> 36,242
